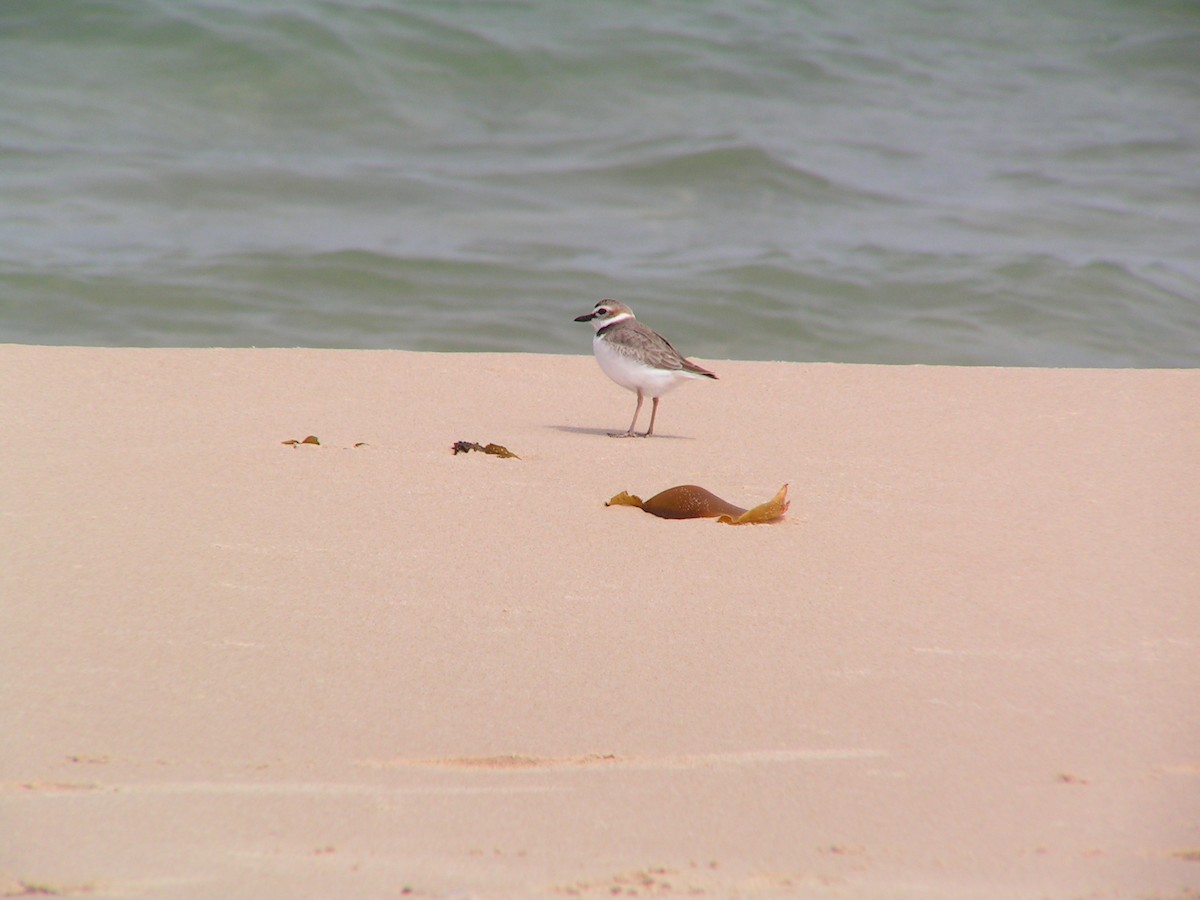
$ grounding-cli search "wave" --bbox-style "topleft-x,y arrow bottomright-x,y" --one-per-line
3,0 -> 1199,364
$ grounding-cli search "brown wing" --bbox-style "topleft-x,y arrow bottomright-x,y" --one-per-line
607,322 -> 718,378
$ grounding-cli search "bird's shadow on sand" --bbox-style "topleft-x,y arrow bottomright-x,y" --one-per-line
549,425 -> 694,440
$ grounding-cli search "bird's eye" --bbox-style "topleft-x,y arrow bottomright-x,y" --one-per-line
597,307 -> 609,316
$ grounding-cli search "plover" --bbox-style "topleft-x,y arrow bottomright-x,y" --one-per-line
574,299 -> 717,437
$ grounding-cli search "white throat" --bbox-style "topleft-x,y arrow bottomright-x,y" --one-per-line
591,311 -> 633,332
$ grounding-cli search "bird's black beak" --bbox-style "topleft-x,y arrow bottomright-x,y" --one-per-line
574,311 -> 596,322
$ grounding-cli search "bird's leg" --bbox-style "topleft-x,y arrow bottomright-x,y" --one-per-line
644,396 -> 661,437
628,390 -> 644,435
611,389 -> 644,438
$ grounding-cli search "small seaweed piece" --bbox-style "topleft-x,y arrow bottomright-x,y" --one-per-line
718,484 -> 790,524
605,491 -> 644,509
17,882 -> 62,896
451,440 -> 520,459
606,484 -> 789,524
281,435 -> 320,447
481,442 -> 518,459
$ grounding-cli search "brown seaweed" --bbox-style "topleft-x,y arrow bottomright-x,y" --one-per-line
451,440 -> 520,459
606,484 -> 789,524
281,435 -> 321,446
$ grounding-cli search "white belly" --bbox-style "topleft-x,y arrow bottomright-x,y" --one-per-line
593,336 -> 693,397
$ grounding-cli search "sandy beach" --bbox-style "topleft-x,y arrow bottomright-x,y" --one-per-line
2,344 -> 1198,898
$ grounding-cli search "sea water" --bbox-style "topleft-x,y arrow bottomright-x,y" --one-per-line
2,0 -> 1198,365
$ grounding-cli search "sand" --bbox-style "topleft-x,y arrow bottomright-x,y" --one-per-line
2,344 -> 1198,899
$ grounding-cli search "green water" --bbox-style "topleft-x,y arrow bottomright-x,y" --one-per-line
2,0 -> 1198,365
